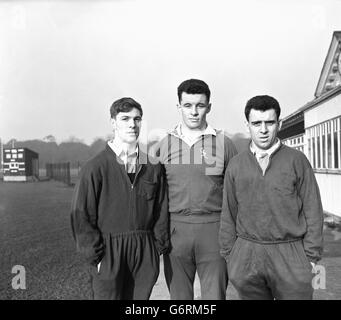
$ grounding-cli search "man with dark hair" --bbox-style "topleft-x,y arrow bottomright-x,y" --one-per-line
219,95 -> 324,300
244,95 -> 281,121
157,79 -> 237,299
71,97 -> 169,300
177,78 -> 211,103
110,97 -> 143,118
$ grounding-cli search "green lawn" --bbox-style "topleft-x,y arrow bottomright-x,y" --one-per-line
0,180 -> 340,300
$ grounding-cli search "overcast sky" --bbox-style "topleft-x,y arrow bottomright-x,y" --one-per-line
1,0 -> 341,145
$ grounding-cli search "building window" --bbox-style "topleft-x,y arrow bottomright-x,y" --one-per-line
6,154 -> 11,159
282,134 -> 305,154
18,153 -> 23,159
339,117 -> 341,168
327,122 -> 332,168
308,138 -> 311,160
312,136 -> 316,168
317,132 -> 321,168
307,116 -> 341,170
322,124 -> 326,168
333,118 -> 338,168
9,163 -> 19,169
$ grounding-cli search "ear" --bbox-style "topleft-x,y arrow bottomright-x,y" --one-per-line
244,120 -> 251,134
206,103 -> 212,114
110,117 -> 116,131
278,119 -> 283,130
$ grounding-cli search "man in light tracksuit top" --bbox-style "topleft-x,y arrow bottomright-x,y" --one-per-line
219,95 -> 324,300
156,79 -> 237,299
71,97 -> 169,300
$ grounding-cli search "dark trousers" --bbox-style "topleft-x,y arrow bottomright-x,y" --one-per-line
164,220 -> 228,300
90,231 -> 160,300
228,237 -> 314,300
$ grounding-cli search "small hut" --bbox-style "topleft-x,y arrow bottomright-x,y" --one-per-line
3,147 -> 39,182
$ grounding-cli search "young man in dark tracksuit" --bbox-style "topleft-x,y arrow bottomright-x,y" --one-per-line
71,98 -> 169,300
156,79 -> 237,299
219,95 -> 324,300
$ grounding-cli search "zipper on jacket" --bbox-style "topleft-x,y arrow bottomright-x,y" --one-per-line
129,164 -> 143,229
132,164 -> 143,189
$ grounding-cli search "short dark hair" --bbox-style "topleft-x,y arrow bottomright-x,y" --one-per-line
177,79 -> 211,103
110,97 -> 143,118
244,95 -> 281,121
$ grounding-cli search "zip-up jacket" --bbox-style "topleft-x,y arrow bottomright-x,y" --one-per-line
219,143 -> 324,263
70,145 -> 169,265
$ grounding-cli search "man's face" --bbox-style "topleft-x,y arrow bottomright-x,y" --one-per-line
247,108 -> 280,150
178,92 -> 211,130
111,108 -> 142,145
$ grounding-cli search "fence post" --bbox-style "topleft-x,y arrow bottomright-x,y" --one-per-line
66,162 -> 71,185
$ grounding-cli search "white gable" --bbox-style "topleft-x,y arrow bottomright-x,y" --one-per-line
315,31 -> 341,98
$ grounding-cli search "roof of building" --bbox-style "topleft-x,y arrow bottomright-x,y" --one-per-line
315,31 -> 341,98
3,147 -> 39,157
281,31 -> 341,125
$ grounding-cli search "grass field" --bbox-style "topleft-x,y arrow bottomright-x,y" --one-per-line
0,180 -> 341,300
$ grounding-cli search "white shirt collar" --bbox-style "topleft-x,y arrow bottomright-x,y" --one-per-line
250,138 -> 281,158
107,139 -> 138,159
175,123 -> 216,137
174,123 -> 216,147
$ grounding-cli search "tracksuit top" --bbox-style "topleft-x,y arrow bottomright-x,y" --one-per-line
219,143 -> 324,263
157,129 -> 237,222
70,145 -> 169,265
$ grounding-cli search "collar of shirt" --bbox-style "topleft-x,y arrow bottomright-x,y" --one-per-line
173,123 -> 217,146
107,139 -> 139,164
250,138 -> 281,160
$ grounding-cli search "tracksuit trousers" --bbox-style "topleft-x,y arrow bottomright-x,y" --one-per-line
90,230 -> 160,300
227,237 -> 314,300
164,220 -> 228,300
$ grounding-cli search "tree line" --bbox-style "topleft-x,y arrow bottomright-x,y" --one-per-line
2,133 -> 250,169
3,137 -> 107,169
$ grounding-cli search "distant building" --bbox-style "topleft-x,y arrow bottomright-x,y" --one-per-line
0,138 -> 3,178
278,31 -> 341,217
3,147 -> 39,182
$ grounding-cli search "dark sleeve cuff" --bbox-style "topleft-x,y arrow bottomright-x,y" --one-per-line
307,256 -> 321,264
220,249 -> 231,262
81,242 -> 105,266
155,240 -> 171,255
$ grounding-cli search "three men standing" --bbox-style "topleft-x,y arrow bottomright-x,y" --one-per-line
71,89 -> 324,300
